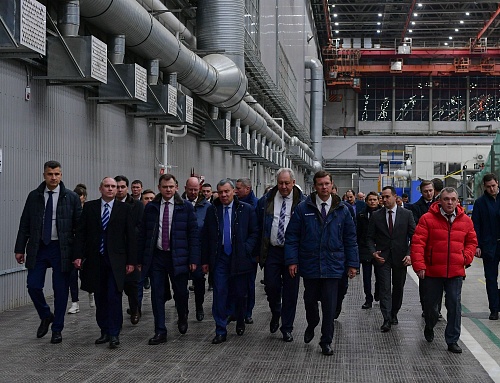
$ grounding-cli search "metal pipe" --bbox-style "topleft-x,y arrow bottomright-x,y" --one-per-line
305,56 -> 324,164
135,0 -> 196,48
107,35 -> 125,64
58,0 -> 80,37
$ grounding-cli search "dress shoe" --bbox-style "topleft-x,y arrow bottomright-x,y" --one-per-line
196,309 -> 205,322
188,285 -> 194,291
244,317 -> 253,324
37,313 -> 54,338
438,312 -> 443,320
236,323 -> 245,336
380,320 -> 391,332
212,334 -> 227,344
144,277 -> 151,290
321,343 -> 334,356
148,333 -> 167,345
282,332 -> 293,342
67,302 -> 80,314
304,327 -> 314,343
424,326 -> 434,342
489,311 -> 499,320
391,315 -> 398,325
270,314 -> 280,334
95,334 -> 110,344
260,279 -> 265,285
207,284 -> 213,291
447,343 -> 462,353
178,317 -> 188,334
130,310 -> 141,325
50,332 -> 62,344
108,336 -> 120,349
361,301 -> 372,309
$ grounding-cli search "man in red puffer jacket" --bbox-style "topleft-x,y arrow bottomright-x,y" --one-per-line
411,187 -> 477,354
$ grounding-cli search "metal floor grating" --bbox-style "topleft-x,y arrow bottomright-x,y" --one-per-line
0,270 -> 494,383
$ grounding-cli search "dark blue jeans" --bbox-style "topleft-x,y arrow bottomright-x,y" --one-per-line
424,276 -> 462,345
483,244 -> 500,313
263,245 -> 300,333
27,241 -> 70,333
303,278 -> 339,346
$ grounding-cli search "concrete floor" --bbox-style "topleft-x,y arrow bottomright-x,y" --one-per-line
0,261 -> 499,383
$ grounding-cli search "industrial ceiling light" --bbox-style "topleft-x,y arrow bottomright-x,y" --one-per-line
455,28 -> 459,32
413,13 -> 418,17
409,29 -> 413,33
465,12 -> 469,16
378,13 -> 382,17
460,20 -> 464,24
333,13 -> 338,17
449,36 -> 453,40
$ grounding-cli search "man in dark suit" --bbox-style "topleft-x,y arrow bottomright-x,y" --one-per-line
345,189 -> 366,216
472,173 -> 500,320
367,185 -> 415,332
74,177 -> 136,349
14,160 -> 82,344
138,174 -> 199,345
115,175 -> 144,325
202,178 -> 258,344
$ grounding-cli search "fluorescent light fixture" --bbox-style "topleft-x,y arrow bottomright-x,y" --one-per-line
413,13 -> 418,17
377,30 -> 381,33
409,29 -> 413,33
460,20 -> 464,24
444,42 -> 448,46
378,13 -> 382,17
455,28 -> 459,32
449,36 -> 453,40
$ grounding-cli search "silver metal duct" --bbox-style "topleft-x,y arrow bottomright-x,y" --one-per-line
79,0 -> 313,159
58,0 -> 80,37
148,59 -> 159,85
197,0 -> 245,73
305,56 -> 324,164
135,0 -> 196,48
108,35 -> 125,64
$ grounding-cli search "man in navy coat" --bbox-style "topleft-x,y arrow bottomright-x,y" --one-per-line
285,170 -> 359,356
138,173 -> 200,345
472,173 -> 500,320
202,178 -> 258,344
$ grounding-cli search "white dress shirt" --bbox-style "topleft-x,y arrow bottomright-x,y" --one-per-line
270,190 -> 294,246
157,197 -> 174,250
44,185 -> 60,240
222,201 -> 234,243
386,205 -> 397,227
316,195 -> 332,216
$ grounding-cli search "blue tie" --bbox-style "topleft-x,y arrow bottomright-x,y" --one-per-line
276,197 -> 287,245
223,206 -> 232,255
100,203 -> 110,254
43,191 -> 54,245
321,202 -> 327,221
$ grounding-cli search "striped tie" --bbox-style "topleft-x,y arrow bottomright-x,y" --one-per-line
100,203 -> 110,254
276,197 -> 287,245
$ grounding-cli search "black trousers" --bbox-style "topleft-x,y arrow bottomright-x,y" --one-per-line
376,259 -> 407,321
303,278 -> 339,345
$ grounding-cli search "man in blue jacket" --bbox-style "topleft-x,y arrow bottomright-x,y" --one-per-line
285,170 -> 359,355
202,179 -> 259,344
472,173 -> 500,320
15,160 -> 82,344
256,168 -> 305,342
138,174 -> 200,345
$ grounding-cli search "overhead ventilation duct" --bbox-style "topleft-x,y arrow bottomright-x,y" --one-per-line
79,0 -> 314,166
0,0 -> 46,57
107,34 -> 125,64
305,56 -> 324,171
58,0 -> 80,37
197,0 -> 245,73
135,0 -> 196,48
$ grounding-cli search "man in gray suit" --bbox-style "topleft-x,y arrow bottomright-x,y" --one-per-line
367,186 -> 415,332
